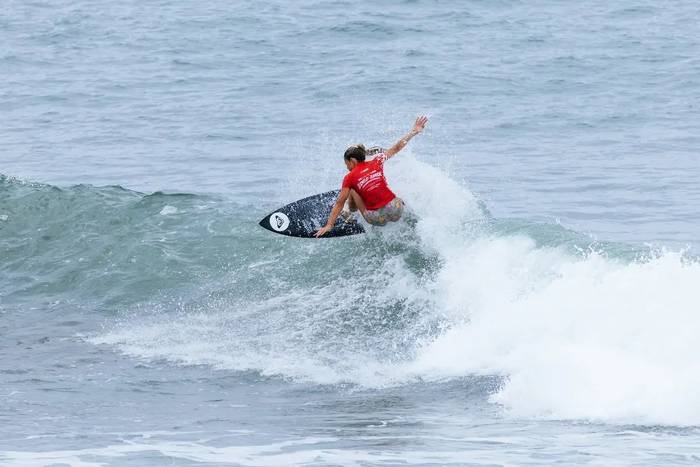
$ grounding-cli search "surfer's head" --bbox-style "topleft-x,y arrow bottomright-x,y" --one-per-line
344,144 -> 366,170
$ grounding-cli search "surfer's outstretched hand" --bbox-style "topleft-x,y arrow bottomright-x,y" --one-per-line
411,115 -> 428,135
315,225 -> 331,237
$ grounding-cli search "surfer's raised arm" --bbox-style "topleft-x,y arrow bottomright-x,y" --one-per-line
384,115 -> 428,160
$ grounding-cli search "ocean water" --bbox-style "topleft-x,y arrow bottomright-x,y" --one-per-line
2,0 -> 700,465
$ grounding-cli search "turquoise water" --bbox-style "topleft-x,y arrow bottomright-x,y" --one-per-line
3,1 -> 700,465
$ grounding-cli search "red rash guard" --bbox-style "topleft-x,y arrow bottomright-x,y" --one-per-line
341,153 -> 396,211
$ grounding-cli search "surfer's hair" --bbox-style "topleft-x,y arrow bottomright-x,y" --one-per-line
344,144 -> 366,162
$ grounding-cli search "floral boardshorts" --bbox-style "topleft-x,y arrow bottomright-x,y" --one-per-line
365,197 -> 404,226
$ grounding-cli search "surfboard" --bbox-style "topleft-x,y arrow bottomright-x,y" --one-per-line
259,190 -> 365,238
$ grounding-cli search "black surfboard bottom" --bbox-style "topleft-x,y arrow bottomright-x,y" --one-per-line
259,190 -> 366,238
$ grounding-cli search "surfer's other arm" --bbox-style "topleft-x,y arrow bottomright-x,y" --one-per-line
315,188 -> 351,237
384,116 -> 428,160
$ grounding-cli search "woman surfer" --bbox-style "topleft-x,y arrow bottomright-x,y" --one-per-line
315,116 -> 428,237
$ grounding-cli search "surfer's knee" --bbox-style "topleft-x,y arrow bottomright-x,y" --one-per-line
388,198 -> 404,221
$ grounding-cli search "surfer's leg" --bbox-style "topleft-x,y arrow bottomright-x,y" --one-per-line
340,190 -> 365,223
348,189 -> 368,216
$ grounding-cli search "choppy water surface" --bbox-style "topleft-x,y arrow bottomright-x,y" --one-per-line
2,1 -> 700,465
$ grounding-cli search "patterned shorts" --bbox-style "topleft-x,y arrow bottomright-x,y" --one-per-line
365,198 -> 404,226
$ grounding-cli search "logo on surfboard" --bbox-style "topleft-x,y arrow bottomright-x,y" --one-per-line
269,212 -> 290,232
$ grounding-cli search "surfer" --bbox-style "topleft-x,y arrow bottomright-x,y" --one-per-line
315,116 -> 428,237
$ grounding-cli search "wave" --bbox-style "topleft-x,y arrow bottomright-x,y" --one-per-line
0,174 -> 245,305
3,158 -> 700,426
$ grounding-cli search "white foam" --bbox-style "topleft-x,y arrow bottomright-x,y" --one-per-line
0,435 -> 542,467
387,154 -> 482,253
0,437 -> 335,467
408,240 -> 700,425
159,205 -> 178,215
